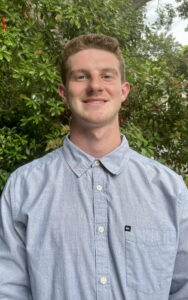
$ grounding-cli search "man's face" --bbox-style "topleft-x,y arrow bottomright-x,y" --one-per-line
59,49 -> 130,129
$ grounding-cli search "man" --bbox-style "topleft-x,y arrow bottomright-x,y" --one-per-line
0,34 -> 188,300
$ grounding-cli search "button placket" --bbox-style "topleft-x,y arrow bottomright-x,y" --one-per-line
93,166 -> 110,299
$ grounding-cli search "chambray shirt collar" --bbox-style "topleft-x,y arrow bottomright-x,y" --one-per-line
62,134 -> 130,177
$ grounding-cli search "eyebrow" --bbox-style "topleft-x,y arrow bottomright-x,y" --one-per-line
101,68 -> 119,75
68,69 -> 88,78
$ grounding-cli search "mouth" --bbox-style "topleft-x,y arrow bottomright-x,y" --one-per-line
83,98 -> 108,104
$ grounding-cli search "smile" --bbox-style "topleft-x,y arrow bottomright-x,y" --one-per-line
83,99 -> 108,104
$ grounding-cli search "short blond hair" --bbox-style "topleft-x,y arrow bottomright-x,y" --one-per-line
60,34 -> 125,84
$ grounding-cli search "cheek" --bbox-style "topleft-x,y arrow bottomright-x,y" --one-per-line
110,87 -> 123,99
68,85 -> 85,99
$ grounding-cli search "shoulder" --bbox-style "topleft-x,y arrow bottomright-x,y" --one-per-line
1,147 -> 65,209
129,149 -> 185,192
9,147 -> 64,184
129,149 -> 178,175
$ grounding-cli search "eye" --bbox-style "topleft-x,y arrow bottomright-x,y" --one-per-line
78,75 -> 86,79
76,74 -> 88,81
102,74 -> 113,80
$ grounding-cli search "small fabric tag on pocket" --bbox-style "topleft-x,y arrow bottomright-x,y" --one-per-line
124,225 -> 131,232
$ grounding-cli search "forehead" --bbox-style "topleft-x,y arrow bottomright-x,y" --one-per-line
66,48 -> 120,72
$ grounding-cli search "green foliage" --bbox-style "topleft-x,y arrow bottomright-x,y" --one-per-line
123,58 -> 188,172
0,0 -> 187,193
154,0 -> 188,31
176,0 -> 188,19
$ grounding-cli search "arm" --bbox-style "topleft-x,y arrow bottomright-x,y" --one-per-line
0,175 -> 32,299
169,180 -> 188,299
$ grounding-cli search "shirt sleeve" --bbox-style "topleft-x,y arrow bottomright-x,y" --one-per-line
0,175 -> 32,300
169,179 -> 188,299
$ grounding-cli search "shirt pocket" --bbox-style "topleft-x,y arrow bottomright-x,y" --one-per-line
124,226 -> 176,294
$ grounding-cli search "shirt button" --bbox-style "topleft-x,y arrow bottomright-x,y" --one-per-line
95,160 -> 100,166
100,276 -> 107,285
98,226 -> 105,233
97,185 -> 102,191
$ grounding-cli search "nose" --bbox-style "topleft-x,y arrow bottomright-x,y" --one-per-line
87,75 -> 103,94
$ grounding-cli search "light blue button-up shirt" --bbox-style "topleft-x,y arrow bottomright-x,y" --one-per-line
0,134 -> 188,300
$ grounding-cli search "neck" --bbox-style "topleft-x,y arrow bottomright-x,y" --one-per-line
69,121 -> 122,158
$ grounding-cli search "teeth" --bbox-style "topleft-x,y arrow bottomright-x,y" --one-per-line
86,101 -> 105,103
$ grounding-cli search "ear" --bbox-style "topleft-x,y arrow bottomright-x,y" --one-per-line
121,82 -> 130,103
58,84 -> 68,104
